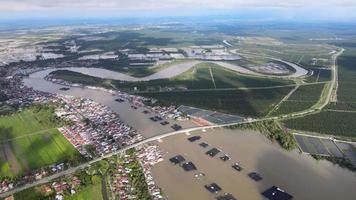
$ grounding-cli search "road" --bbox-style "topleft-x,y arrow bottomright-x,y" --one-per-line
0,119 -> 263,198
0,48 -> 344,198
330,48 -> 344,103
312,48 -> 343,110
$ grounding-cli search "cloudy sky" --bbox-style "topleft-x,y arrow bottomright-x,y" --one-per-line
1,0 -> 356,20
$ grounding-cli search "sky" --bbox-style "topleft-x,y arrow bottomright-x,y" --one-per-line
1,0 -> 356,21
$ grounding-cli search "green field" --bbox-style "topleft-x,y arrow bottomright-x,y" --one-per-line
271,83 -> 326,115
13,186 -> 49,200
272,101 -> 318,116
51,62 -> 293,93
283,111 -> 356,138
141,87 -> 293,117
117,63 -> 293,92
281,45 -> 356,139
65,176 -> 103,200
0,105 -> 82,178
331,53 -> 356,110
286,83 -> 326,101
304,68 -> 332,83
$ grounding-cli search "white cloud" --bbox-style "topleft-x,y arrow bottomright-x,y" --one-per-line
1,0 -> 356,11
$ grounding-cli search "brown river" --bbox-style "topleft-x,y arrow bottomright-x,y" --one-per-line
23,69 -> 355,200
152,129 -> 356,200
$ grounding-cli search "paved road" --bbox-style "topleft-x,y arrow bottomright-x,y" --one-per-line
314,48 -> 344,110
329,48 -> 344,103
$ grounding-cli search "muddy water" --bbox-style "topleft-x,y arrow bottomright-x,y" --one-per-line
28,58 -> 307,84
151,129 -> 356,200
23,77 -> 197,138
30,61 -> 200,82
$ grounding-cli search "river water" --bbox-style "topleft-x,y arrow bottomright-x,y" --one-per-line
152,129 -> 356,200
23,75 -> 196,138
32,61 -> 200,81
29,59 -> 308,83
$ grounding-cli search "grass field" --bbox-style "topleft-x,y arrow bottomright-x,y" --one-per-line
66,176 -> 103,200
141,87 -> 293,117
280,45 -> 356,139
283,111 -> 356,138
271,83 -> 326,115
12,186 -> 49,200
335,55 -> 356,102
304,68 -> 332,83
0,105 -> 82,178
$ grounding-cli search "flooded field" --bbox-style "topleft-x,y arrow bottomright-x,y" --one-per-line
294,134 -> 356,166
23,77 -> 197,138
151,128 -> 356,200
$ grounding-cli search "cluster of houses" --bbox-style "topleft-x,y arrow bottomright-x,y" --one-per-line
112,160 -> 137,200
75,45 -> 240,68
0,163 -> 69,195
1,74 -> 53,108
56,95 -> 143,157
115,92 -> 187,121
0,38 -> 65,67
136,144 -> 165,200
45,72 -> 189,123
181,45 -> 241,61
0,181 -> 13,194
0,65 -> 179,198
111,144 -> 165,200
51,176 -> 82,200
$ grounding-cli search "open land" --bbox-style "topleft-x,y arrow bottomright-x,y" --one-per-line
270,83 -> 326,116
0,106 -> 82,178
141,87 -> 293,117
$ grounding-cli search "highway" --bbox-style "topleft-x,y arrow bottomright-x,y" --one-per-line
0,48 -> 344,198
